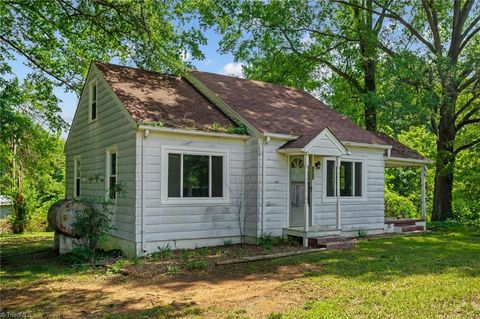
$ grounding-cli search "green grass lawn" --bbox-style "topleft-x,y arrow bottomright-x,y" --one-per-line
1,223 -> 479,319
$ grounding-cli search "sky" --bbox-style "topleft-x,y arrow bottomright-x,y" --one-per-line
8,28 -> 243,131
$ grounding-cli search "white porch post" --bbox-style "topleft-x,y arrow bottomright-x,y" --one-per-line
303,154 -> 309,247
336,157 -> 341,230
421,166 -> 426,220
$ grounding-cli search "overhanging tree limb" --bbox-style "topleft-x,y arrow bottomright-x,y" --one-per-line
454,137 -> 480,154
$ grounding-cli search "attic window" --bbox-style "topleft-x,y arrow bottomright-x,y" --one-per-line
89,81 -> 97,121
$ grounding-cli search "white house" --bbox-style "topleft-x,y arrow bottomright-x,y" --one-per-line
64,62 -> 429,256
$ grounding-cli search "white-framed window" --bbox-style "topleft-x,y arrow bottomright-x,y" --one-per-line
106,148 -> 117,199
74,157 -> 81,198
324,158 -> 365,200
161,146 -> 228,204
89,80 -> 97,121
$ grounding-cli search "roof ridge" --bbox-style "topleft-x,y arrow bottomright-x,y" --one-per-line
94,61 -> 181,79
190,69 -> 307,93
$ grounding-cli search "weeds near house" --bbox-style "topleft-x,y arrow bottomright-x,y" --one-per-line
358,228 -> 368,238
106,258 -> 134,275
166,265 -> 179,276
257,233 -> 286,251
223,239 -> 233,246
149,244 -> 173,260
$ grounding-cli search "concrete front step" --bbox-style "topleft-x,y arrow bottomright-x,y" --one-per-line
320,241 -> 356,250
402,225 -> 425,232
308,236 -> 355,250
308,236 -> 347,247
386,220 -> 416,227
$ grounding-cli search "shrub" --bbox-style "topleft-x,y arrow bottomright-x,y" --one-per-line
223,239 -> 233,246
72,198 -> 116,264
385,189 -> 418,218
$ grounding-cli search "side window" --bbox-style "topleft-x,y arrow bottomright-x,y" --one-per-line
90,81 -> 97,121
326,159 -> 363,198
74,158 -> 81,197
106,150 -> 117,199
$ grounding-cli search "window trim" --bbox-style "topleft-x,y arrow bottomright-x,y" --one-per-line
106,146 -> 118,200
161,146 -> 229,205
322,157 -> 367,202
74,156 -> 81,198
89,80 -> 98,122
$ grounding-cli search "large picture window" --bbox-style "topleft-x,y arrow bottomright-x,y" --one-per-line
325,159 -> 363,198
167,153 -> 224,199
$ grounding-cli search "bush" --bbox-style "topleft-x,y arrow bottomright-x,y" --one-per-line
385,189 -> 418,218
72,199 -> 116,264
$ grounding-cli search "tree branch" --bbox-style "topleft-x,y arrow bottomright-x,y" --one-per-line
334,0 -> 436,53
421,0 -> 442,53
0,35 -> 77,91
454,91 -> 479,119
456,118 -> 480,132
454,138 -> 480,154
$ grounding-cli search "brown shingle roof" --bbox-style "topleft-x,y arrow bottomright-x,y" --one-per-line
94,62 -> 426,161
190,71 -> 388,146
95,62 -> 236,131
372,132 -> 427,161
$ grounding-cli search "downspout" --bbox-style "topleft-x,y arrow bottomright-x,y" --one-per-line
141,129 -> 149,253
261,136 -> 268,235
336,156 -> 341,230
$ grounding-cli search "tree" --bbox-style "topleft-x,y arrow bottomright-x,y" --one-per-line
194,0 -> 396,131
1,0 -> 206,93
342,0 -> 480,220
197,0 -> 479,221
0,74 -> 66,233
1,0 -> 207,232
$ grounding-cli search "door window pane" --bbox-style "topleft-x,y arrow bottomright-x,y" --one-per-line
355,162 -> 362,196
340,162 -> 353,196
326,160 -> 335,197
211,156 -> 223,197
183,155 -> 209,197
168,154 -> 181,197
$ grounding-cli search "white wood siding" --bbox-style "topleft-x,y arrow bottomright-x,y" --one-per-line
263,139 -> 289,236
313,147 -> 385,232
64,66 -> 138,244
139,132 -> 257,250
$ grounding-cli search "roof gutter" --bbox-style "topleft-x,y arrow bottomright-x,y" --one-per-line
341,141 -> 392,150
385,156 -> 432,166
138,125 -> 250,140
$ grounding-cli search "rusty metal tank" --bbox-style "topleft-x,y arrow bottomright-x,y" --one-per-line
48,199 -> 90,237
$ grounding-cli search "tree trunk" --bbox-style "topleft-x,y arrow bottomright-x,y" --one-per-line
363,59 -> 377,132
432,82 -> 457,221
13,173 -> 26,234
356,0 -> 377,132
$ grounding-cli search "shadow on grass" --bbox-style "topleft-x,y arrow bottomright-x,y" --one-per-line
2,224 -> 479,299
1,282 -> 200,319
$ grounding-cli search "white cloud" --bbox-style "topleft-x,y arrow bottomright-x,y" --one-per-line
221,62 -> 244,77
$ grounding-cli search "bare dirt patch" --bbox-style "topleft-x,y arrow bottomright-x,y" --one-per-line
2,261 -> 322,318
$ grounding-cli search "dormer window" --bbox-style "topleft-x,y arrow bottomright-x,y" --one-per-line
89,81 -> 97,121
